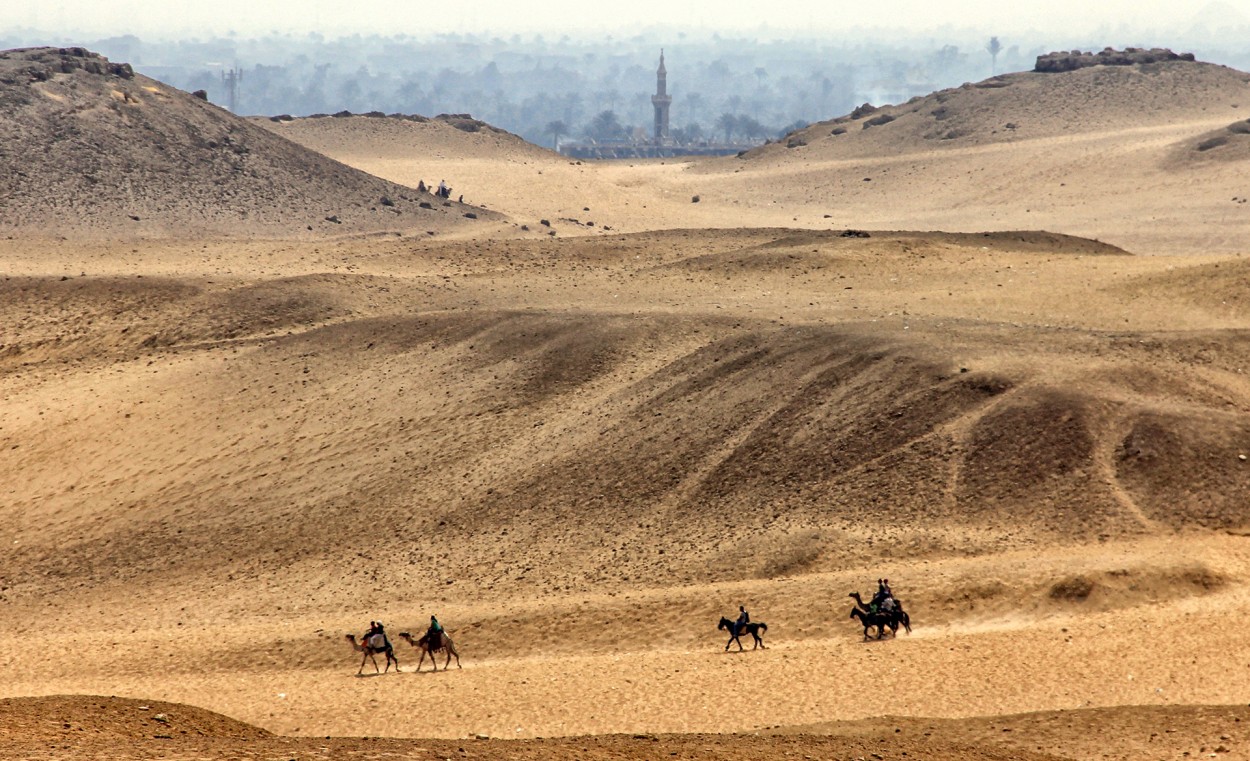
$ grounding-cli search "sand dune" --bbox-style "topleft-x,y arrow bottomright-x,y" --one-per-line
3,48 -> 1250,761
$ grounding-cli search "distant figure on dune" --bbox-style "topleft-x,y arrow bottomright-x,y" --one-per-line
438,179 -> 450,199
417,179 -> 427,193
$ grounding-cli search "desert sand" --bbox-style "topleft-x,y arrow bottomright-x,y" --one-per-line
2,46 -> 1250,760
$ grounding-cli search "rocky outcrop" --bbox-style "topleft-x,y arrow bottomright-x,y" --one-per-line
1035,48 -> 1196,73
0,46 -> 133,85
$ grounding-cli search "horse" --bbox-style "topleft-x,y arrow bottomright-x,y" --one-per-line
397,630 -> 462,671
344,633 -> 399,675
849,606 -> 910,640
718,616 -> 768,651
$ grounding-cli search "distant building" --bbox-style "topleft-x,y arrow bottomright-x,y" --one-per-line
651,50 -> 672,145
558,50 -> 761,160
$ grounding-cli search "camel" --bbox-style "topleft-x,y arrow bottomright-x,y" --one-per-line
398,630 -> 461,671
345,633 -> 399,675
848,592 -> 912,637
718,616 -> 768,651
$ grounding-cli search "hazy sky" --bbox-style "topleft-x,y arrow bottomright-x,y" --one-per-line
1,0 -> 1245,39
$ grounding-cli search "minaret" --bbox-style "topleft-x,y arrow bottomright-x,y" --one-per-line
651,50 -> 672,144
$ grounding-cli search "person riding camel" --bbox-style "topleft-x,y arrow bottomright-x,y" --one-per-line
870,579 -> 894,613
425,615 -> 444,647
363,620 -> 389,650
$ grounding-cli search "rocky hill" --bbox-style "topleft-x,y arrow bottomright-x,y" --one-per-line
0,47 -> 496,238
746,50 -> 1250,162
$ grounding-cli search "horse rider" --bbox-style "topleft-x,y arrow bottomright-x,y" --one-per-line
735,605 -> 750,636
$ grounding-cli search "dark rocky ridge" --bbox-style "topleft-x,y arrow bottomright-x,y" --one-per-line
1034,47 -> 1196,73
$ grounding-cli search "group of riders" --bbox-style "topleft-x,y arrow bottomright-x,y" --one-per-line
362,615 -> 443,651
357,578 -> 905,669
415,179 -> 455,200
722,577 -> 905,644
868,578 -> 898,614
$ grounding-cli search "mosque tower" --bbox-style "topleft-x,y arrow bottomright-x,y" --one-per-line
651,50 -> 672,144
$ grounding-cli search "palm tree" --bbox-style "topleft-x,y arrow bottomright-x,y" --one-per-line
545,119 -> 568,150
737,115 -> 766,140
587,110 -> 624,141
987,37 -> 1003,75
715,112 -> 738,143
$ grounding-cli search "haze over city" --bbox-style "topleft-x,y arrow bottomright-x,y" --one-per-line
4,0 -> 1250,38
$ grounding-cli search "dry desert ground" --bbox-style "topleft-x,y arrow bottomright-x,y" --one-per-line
2,46 -> 1250,760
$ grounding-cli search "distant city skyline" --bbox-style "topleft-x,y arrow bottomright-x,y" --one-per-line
3,0 -> 1249,40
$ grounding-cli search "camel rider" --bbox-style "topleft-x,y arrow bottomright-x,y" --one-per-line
372,620 -> 390,649
870,579 -> 891,612
735,605 -> 749,636
426,615 -> 444,646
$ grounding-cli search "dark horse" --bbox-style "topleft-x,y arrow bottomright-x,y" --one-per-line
718,616 -> 768,651
849,606 -> 911,640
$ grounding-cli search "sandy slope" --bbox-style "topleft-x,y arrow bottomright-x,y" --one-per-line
3,229 -> 1250,760
269,60 -> 1250,254
4,52 -> 1250,761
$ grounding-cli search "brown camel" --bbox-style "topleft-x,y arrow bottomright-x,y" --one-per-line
397,630 -> 461,671
345,633 -> 399,675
